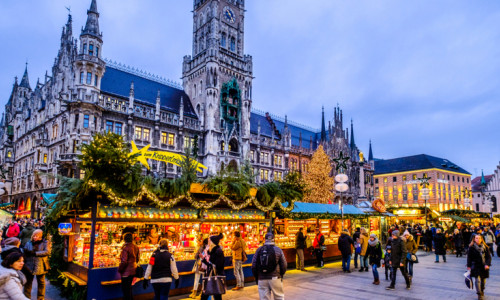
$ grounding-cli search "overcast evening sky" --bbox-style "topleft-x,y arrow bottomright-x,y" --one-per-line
1,0 -> 499,177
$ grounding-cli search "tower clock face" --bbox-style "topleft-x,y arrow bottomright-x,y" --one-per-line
224,8 -> 235,23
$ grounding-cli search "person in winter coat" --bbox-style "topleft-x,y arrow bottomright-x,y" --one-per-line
338,229 -> 354,273
200,233 -> 225,300
0,238 -> 22,261
252,233 -> 287,300
312,228 -> 325,268
365,234 -> 383,285
403,231 -> 417,280
352,228 -> 361,269
23,229 -> 50,300
5,221 -> 19,239
18,222 -> 35,248
482,227 -> 496,257
433,228 -> 447,263
423,226 -> 433,252
190,238 -> 208,298
0,252 -> 30,300
382,245 -> 393,281
118,232 -> 140,300
358,227 -> 369,272
295,227 -> 307,271
452,229 -> 464,257
231,231 -> 247,290
386,230 -> 410,290
467,234 -> 492,300
143,239 -> 179,300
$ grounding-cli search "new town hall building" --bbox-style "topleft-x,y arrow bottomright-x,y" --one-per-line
0,0 -> 373,217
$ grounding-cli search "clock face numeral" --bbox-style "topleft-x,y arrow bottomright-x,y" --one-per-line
225,8 -> 235,23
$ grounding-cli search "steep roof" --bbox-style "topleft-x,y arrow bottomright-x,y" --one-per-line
374,154 -> 470,175
250,110 -> 319,150
471,175 -> 494,192
100,65 -> 197,118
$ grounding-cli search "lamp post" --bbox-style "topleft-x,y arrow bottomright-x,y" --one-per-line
333,151 -> 350,231
418,175 -> 431,227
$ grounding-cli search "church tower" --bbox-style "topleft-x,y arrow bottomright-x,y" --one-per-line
182,0 -> 253,173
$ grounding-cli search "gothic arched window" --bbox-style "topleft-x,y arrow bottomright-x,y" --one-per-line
230,37 -> 235,51
221,33 -> 226,48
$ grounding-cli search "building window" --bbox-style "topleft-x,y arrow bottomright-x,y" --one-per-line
52,125 -> 58,139
403,175 -> 407,181
135,126 -> 142,140
80,72 -> 84,84
221,33 -> 226,47
83,115 -> 89,128
96,46 -> 99,57
143,128 -> 150,141
115,122 -> 122,135
83,43 -> 87,54
383,177 -> 387,183
89,44 -> 94,56
106,121 -> 113,133
94,75 -> 98,86
393,176 -> 397,182
184,136 -> 192,149
161,132 -> 167,144
375,178 -> 379,184
43,154 -> 47,164
230,37 -> 235,51
452,176 -> 455,181
86,72 -> 92,85
476,203 -> 479,211
250,150 -> 255,161
7,151 -> 12,158
412,174 -> 417,180
168,133 -> 175,146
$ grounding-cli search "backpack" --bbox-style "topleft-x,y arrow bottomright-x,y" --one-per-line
257,245 -> 277,274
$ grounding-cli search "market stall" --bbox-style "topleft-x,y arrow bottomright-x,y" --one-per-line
441,209 -> 492,227
274,202 -> 365,266
0,207 -> 13,227
61,204 -> 270,300
357,200 -> 396,244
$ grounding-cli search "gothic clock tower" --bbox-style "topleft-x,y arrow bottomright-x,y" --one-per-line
182,0 -> 253,174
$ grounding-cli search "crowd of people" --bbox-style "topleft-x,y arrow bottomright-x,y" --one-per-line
0,218 -> 49,300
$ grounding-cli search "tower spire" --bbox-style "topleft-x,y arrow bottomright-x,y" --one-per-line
320,106 -> 326,142
368,140 -> 374,161
350,119 -> 356,150
81,0 -> 101,38
20,62 -> 31,89
481,169 -> 486,186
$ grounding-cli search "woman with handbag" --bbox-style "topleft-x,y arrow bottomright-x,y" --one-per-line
23,229 -> 50,299
190,238 -> 208,298
118,232 -> 140,300
143,239 -> 179,300
200,233 -> 225,300
467,234 -> 492,300
403,231 -> 418,281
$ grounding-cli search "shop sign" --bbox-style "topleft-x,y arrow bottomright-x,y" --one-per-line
58,223 -> 73,235
372,198 -> 386,213
437,179 -> 449,184
394,209 -> 420,216
129,141 -> 207,172
404,180 -> 420,185
439,217 -> 452,222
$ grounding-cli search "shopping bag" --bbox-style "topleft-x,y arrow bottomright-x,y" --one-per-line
202,269 -> 226,295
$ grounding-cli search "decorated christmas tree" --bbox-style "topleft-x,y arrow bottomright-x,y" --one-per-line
303,145 -> 334,203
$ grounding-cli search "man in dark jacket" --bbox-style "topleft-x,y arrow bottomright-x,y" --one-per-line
338,229 -> 354,273
353,228 -> 361,269
252,233 -> 287,300
295,227 -> 307,271
434,228 -> 447,262
19,222 -> 35,248
386,230 -> 410,290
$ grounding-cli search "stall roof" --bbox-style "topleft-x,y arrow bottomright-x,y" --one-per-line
284,202 -> 365,215
42,193 -> 57,206
0,202 -> 13,208
442,214 -> 470,223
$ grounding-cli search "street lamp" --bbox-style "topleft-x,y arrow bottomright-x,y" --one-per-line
418,175 -> 431,227
335,173 -> 349,230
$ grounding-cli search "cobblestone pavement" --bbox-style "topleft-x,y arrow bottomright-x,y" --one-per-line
171,250 -> 500,300
42,250 -> 500,299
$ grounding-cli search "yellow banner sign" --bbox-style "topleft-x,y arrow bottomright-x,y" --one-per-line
129,141 -> 207,173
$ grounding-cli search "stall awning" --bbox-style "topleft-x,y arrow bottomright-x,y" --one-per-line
42,193 -> 57,206
282,202 -> 365,218
0,202 -> 13,208
442,215 -> 470,223
441,209 -> 491,220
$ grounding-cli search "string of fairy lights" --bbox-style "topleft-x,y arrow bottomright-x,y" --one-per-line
87,180 -> 296,212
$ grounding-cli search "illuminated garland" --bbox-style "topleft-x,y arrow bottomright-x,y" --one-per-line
87,180 -> 296,212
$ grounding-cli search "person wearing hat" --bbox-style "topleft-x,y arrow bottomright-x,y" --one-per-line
200,233 -> 225,300
251,233 -> 287,300
337,229 -> 354,273
386,230 -> 410,291
382,245 -> 393,281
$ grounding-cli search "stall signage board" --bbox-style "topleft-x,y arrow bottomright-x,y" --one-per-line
372,198 -> 386,213
129,141 -> 207,172
439,217 -> 452,222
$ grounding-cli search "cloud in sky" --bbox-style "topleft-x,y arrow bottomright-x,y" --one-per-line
0,0 -> 499,176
